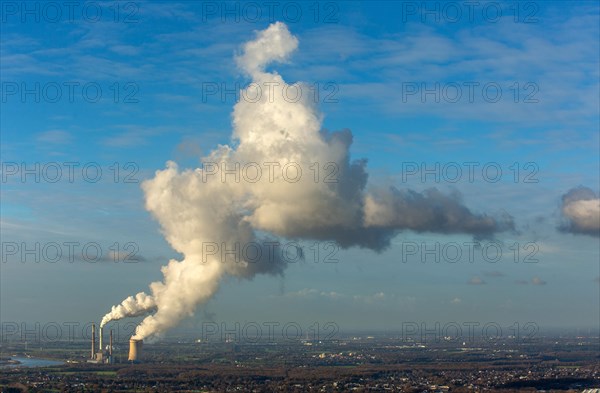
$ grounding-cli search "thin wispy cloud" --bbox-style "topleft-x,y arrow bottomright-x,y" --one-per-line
467,276 -> 486,285
36,130 -> 72,145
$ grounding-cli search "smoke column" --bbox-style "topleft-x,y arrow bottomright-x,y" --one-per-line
100,292 -> 157,328
102,22 -> 513,341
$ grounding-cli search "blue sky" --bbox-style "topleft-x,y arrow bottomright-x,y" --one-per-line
1,1 -> 599,335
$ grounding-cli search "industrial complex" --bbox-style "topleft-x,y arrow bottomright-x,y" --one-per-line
87,323 -> 143,364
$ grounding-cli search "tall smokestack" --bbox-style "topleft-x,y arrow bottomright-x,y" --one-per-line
128,338 -> 142,362
99,326 -> 103,354
91,323 -> 96,359
109,330 -> 113,362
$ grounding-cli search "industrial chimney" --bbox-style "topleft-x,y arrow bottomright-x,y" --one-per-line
99,326 -> 104,355
91,323 -> 96,359
109,330 -> 113,363
128,338 -> 143,362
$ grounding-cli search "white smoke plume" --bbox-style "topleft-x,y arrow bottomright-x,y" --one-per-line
102,22 -> 513,341
559,186 -> 600,236
100,292 -> 156,328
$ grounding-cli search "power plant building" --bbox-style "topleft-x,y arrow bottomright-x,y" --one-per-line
88,323 -> 114,364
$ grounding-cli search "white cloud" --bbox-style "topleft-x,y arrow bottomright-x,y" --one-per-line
560,187 -> 600,236
353,292 -> 386,304
285,288 -> 343,300
467,276 -> 485,285
531,277 -> 547,286
36,130 -> 71,145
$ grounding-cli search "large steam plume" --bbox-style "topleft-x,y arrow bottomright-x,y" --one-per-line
101,22 -> 513,340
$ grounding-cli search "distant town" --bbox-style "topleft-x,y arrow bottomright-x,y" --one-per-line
1,328 -> 599,392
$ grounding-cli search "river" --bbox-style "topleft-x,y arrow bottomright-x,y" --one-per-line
0,357 -> 64,368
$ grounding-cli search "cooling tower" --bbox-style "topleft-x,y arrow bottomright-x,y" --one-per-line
91,323 -> 96,359
128,338 -> 143,362
109,330 -> 113,357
